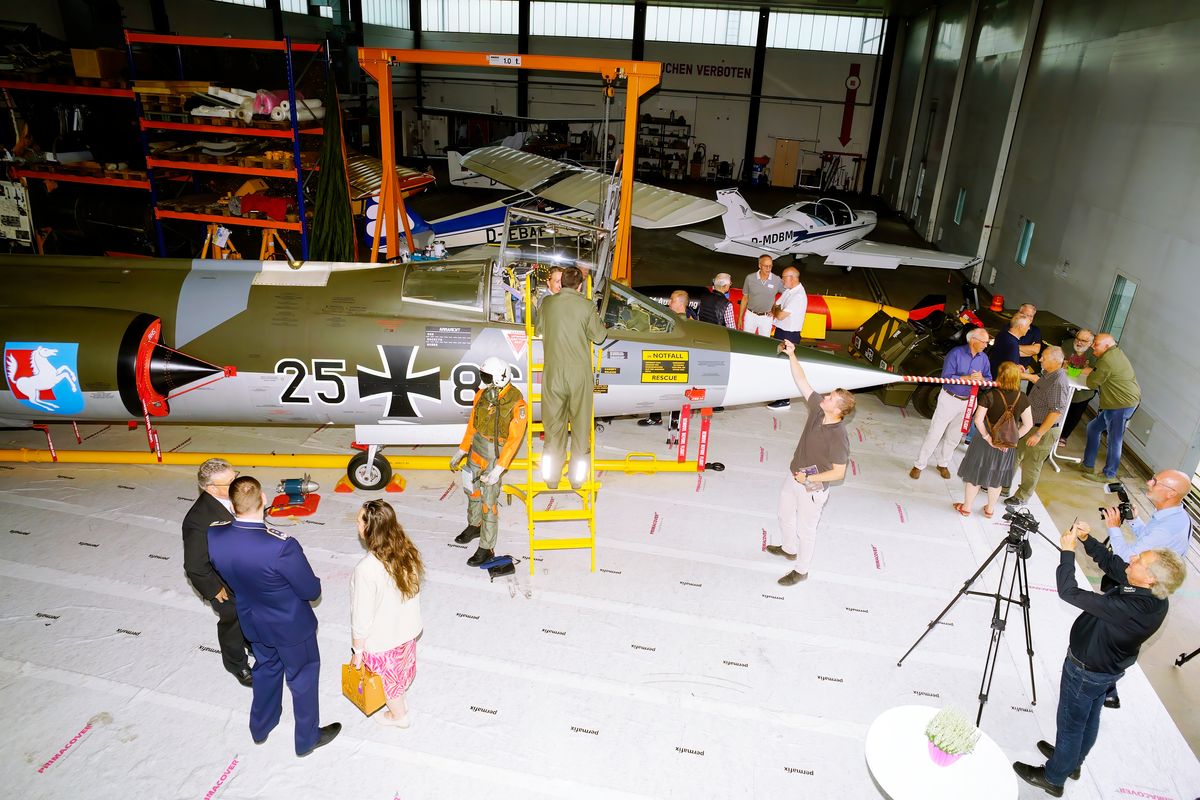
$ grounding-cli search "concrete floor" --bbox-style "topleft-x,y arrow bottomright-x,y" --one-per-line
410,173 -> 1200,757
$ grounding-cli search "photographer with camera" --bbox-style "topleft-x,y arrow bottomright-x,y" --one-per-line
1012,520 -> 1187,796
1101,470 -> 1192,563
1095,470 -> 1193,709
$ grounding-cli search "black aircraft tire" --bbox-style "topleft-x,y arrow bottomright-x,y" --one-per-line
347,451 -> 392,491
912,384 -> 938,419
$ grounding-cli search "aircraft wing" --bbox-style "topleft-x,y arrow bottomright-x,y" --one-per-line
822,240 -> 981,271
461,146 -> 724,229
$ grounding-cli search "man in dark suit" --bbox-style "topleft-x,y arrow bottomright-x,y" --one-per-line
181,458 -> 252,686
208,476 -> 340,757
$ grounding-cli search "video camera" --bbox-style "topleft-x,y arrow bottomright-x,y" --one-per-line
1100,482 -> 1134,523
1001,507 -> 1038,558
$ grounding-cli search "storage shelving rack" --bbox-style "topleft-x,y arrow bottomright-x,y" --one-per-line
0,79 -> 149,189
635,115 -> 691,180
124,32 -> 328,258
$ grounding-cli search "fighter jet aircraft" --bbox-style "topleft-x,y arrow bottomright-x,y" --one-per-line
0,252 -> 901,488
678,188 -> 981,271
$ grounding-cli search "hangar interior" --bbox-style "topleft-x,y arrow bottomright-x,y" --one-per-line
1,1 -> 1198,798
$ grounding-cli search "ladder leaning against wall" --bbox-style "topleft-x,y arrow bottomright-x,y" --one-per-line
502,275 -> 601,575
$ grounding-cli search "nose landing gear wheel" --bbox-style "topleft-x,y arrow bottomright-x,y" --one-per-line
347,450 -> 392,491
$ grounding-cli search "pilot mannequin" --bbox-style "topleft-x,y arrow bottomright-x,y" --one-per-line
449,357 -> 528,567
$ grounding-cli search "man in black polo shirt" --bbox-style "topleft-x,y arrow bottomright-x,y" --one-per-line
1012,521 -> 1187,796
765,340 -> 853,586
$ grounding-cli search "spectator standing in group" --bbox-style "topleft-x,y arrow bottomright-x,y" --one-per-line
766,266 -> 808,410
181,458 -> 252,687
1017,303 -> 1043,371
954,362 -> 1033,518
1079,333 -> 1141,482
910,327 -> 992,481
697,273 -> 737,329
351,500 -> 424,728
739,254 -> 782,335
639,290 -> 700,428
207,477 -> 340,756
1005,346 -> 1071,506
990,314 -> 1029,378
1058,329 -> 1096,447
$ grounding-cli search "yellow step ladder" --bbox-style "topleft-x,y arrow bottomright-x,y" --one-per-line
503,275 -> 602,574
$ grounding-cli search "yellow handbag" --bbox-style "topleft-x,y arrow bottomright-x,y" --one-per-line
341,661 -> 387,715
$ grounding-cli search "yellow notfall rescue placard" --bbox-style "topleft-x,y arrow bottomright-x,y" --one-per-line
641,350 -> 689,383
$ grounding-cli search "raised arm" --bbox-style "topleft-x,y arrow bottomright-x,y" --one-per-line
778,340 -> 813,399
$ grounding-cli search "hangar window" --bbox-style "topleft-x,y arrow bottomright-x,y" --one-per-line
422,0 -> 519,34
211,0 -> 266,7
1016,217 -> 1035,266
533,2 -> 634,39
360,0 -> 410,27
768,13 -> 886,55
280,0 -> 333,17
954,188 -> 966,225
645,5 -> 759,47
1099,275 -> 1137,342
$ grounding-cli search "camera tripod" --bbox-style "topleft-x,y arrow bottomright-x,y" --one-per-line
897,524 -> 1037,725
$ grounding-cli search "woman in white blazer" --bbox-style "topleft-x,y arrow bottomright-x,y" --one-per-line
351,500 -> 424,727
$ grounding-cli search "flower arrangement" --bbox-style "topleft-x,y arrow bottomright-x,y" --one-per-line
924,707 -> 981,766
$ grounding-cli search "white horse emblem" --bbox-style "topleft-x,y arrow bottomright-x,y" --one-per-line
6,346 -> 79,411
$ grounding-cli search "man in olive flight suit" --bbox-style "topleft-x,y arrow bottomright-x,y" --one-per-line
536,266 -> 608,489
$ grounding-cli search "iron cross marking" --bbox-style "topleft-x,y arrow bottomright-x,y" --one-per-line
357,345 -> 440,418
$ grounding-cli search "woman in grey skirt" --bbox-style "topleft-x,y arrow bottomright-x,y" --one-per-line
955,361 -> 1033,517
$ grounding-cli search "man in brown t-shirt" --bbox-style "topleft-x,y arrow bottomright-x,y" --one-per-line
768,340 -> 855,586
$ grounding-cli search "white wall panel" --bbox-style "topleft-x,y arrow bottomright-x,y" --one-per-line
878,11 -> 931,208
934,0 -> 1034,255
986,2 -> 1200,472
904,0 -> 969,232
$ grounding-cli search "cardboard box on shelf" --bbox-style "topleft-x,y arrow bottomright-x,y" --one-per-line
71,48 -> 127,80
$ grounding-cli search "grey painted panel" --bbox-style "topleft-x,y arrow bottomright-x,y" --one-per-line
936,0 -> 1033,255
879,12 -> 931,207
985,6 -> 1200,472
906,0 -> 970,233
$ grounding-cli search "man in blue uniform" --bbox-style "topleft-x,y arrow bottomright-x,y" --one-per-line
208,476 -> 340,756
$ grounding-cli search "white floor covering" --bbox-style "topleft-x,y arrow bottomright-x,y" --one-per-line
1,395 -> 1198,799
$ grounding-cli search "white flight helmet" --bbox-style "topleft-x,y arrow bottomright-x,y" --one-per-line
479,356 -> 512,390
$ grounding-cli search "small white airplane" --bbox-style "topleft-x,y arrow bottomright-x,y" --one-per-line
367,147 -> 724,253
678,188 -> 981,271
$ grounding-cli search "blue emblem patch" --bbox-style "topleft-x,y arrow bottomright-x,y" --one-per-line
3,342 -> 84,415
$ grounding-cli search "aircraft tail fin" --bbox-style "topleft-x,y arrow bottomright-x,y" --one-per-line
714,188 -> 761,238
447,151 -> 473,186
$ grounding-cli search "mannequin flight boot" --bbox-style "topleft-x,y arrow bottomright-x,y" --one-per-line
466,547 -> 494,567
455,524 -> 481,544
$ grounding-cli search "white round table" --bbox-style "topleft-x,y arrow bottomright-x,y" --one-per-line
864,705 -> 1017,800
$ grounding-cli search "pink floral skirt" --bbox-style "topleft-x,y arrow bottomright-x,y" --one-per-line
361,639 -> 417,699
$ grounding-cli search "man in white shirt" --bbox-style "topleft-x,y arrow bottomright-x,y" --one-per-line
767,266 -> 808,410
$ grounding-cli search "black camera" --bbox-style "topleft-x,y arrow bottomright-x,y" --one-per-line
1001,507 -> 1038,557
1099,482 -> 1134,523
1002,507 -> 1039,534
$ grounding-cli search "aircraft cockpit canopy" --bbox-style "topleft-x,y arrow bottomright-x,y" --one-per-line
403,261 -> 486,311
817,198 -> 855,226
601,283 -> 678,334
792,198 -> 856,227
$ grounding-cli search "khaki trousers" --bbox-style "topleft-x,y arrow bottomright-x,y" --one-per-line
776,478 -> 830,574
